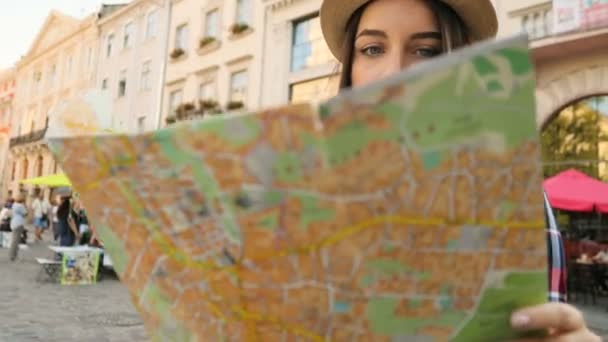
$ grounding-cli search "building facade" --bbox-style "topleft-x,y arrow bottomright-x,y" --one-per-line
162,0 -> 264,125
0,68 -> 16,200
96,0 -> 171,133
261,0 -> 339,108
494,0 -> 608,127
7,11 -> 99,198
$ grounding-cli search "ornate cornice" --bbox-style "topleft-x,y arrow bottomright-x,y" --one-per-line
266,0 -> 306,12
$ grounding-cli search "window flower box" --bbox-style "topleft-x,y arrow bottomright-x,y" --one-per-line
230,23 -> 250,35
226,101 -> 244,111
170,48 -> 185,60
199,36 -> 217,49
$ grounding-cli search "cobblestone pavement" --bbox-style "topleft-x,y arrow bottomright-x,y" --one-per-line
577,299 -> 608,340
0,237 -> 148,342
0,235 -> 606,341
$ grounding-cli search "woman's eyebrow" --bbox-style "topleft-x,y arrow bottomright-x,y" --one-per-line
410,31 -> 442,40
356,29 -> 388,39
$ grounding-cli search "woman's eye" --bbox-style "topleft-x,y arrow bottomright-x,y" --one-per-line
414,48 -> 440,58
361,45 -> 384,57
415,48 -> 440,58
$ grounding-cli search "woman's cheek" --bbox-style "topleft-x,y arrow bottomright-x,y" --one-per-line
352,58 -> 384,87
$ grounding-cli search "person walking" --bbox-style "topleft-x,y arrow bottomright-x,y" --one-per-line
9,194 -> 28,262
31,191 -> 50,242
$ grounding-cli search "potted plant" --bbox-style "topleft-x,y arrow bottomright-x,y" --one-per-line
165,115 -> 176,125
226,101 -> 244,111
183,102 -> 195,111
175,103 -> 195,119
230,23 -> 250,35
199,36 -> 217,49
199,99 -> 219,111
170,48 -> 185,59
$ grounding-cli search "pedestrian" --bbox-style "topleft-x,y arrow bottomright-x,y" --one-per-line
57,194 -> 79,247
0,199 -> 12,232
9,194 -> 27,262
76,203 -> 91,246
51,196 -> 60,242
319,0 -> 600,340
31,191 -> 51,242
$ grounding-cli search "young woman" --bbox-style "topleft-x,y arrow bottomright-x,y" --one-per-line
320,0 -> 600,340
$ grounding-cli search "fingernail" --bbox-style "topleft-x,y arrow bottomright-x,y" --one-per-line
511,313 -> 530,328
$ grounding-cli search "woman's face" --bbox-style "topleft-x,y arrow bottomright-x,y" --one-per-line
351,0 -> 442,87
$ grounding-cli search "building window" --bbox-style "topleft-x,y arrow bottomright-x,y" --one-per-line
101,78 -> 108,90
289,76 -> 339,104
175,24 -> 189,50
137,116 -> 146,133
53,161 -> 58,174
124,22 -> 134,49
169,89 -> 183,114
21,158 -> 28,179
291,16 -> 334,72
199,81 -> 216,100
66,55 -> 73,80
146,10 -> 158,39
229,70 -> 248,103
140,61 -> 151,91
48,64 -> 56,88
106,34 -> 114,57
33,71 -> 42,94
205,9 -> 220,38
36,155 -> 43,177
118,70 -> 127,97
11,162 -> 16,181
236,0 -> 252,24
87,47 -> 93,68
533,13 -> 543,38
521,16 -> 529,33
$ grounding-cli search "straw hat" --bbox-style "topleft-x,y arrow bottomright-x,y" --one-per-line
320,0 -> 498,61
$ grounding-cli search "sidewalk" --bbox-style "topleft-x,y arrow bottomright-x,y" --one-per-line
577,299 -> 608,339
0,237 -> 147,342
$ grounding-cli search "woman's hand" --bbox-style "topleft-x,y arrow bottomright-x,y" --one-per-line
511,303 -> 601,341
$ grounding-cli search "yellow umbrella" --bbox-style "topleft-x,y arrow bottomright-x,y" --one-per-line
21,173 -> 72,187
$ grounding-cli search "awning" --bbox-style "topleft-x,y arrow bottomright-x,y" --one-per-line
543,169 -> 608,213
20,173 -> 72,187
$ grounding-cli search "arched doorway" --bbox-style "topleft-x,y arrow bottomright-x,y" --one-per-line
541,94 -> 608,180
21,158 -> 28,180
36,155 -> 44,177
541,94 -> 608,245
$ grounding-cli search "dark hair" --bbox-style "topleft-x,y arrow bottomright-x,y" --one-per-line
339,0 -> 470,89
57,196 -> 72,220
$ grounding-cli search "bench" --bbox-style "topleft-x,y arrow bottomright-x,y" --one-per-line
36,258 -> 61,283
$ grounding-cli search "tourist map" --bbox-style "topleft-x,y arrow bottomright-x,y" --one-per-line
47,35 -> 548,341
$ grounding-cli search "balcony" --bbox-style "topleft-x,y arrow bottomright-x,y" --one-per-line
9,126 -> 48,147
524,4 -> 608,62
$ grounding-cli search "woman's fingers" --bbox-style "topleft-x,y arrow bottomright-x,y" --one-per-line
512,329 -> 602,342
510,303 -> 601,342
511,303 -> 585,333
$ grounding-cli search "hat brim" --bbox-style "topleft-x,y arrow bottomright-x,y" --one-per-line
320,0 -> 498,62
